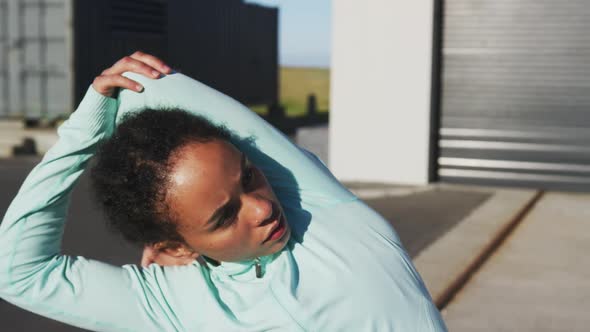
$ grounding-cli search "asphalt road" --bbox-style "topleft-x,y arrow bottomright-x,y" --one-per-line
0,157 -> 490,331
0,158 -> 140,332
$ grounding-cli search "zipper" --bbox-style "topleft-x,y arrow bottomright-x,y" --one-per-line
254,257 -> 262,278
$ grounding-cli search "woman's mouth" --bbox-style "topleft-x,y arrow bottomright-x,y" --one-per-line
262,207 -> 287,244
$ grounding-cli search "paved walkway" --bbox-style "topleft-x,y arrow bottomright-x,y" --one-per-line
442,192 -> 590,331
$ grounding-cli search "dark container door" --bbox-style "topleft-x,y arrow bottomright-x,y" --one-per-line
73,0 -> 169,107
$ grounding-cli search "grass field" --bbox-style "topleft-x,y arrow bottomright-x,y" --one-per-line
250,67 -> 330,117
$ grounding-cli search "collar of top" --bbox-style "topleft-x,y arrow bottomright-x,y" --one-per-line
197,251 -> 282,281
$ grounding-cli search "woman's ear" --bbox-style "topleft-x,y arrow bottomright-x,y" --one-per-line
141,241 -> 199,267
154,241 -> 199,258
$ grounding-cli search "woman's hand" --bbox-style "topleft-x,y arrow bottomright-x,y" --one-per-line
92,51 -> 172,97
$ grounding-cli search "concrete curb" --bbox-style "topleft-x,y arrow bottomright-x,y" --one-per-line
413,188 -> 543,309
0,128 -> 58,158
349,185 -> 434,199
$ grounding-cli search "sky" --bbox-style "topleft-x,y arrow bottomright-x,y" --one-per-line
245,0 -> 331,68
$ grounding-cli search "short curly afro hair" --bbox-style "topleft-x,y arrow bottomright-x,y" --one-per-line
90,108 -> 232,247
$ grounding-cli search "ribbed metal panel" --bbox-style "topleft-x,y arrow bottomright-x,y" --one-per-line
73,0 -> 169,107
0,0 -> 70,119
239,3 -> 279,105
1,0 -> 277,119
167,0 -> 278,106
109,0 -> 167,35
439,0 -> 590,191
0,0 -> 8,116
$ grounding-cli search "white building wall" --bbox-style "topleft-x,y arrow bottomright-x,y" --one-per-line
329,0 -> 434,184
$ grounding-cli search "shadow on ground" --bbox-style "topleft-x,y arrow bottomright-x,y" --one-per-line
361,189 -> 491,257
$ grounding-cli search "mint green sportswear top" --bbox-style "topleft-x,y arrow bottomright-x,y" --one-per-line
0,73 -> 447,332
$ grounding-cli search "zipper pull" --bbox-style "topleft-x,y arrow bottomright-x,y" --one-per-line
255,257 -> 262,278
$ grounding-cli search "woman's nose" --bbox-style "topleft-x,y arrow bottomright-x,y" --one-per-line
241,193 -> 273,226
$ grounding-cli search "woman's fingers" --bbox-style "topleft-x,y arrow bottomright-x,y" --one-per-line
102,55 -> 162,79
92,51 -> 171,97
92,74 -> 143,96
130,51 -> 172,74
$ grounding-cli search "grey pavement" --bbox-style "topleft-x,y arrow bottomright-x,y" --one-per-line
0,158 -> 140,332
441,192 -> 590,332
295,125 -> 329,166
354,184 -> 491,257
413,187 -> 540,307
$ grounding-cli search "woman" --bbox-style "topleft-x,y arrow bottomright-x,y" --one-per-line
0,52 -> 447,331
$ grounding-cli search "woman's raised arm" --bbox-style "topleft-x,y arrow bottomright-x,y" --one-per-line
116,71 -> 357,209
0,53 -> 184,331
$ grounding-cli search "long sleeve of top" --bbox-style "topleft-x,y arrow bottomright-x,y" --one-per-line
0,72 -> 448,332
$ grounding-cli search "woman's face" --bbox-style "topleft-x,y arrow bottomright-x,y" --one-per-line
164,139 -> 291,262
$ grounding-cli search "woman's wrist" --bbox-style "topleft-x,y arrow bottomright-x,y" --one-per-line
64,86 -> 118,140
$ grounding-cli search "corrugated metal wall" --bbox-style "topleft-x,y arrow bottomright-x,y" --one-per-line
167,0 -> 278,106
0,0 -> 7,116
167,0 -> 242,101
0,0 -> 70,119
239,3 -> 279,105
438,0 -> 590,191
75,0 -> 278,109
0,0 -> 279,118
73,0 -> 169,106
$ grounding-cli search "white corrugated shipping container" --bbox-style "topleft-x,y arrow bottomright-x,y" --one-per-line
0,0 -> 73,120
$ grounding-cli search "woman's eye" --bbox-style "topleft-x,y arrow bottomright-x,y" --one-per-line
242,167 -> 255,188
219,215 -> 236,229
217,206 -> 238,229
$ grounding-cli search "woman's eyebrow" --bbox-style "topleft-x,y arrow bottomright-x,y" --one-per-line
204,152 -> 247,229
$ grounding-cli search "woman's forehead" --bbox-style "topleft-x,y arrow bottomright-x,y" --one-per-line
166,140 -> 242,226
170,140 -> 240,179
